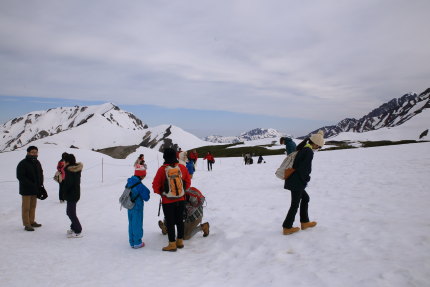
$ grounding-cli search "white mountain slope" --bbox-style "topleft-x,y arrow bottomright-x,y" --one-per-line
1,142 -> 429,286
1,103 -> 213,153
141,124 -> 216,152
0,103 -> 146,152
330,108 -> 430,142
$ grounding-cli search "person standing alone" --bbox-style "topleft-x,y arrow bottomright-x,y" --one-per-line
203,152 -> 215,171
16,146 -> 44,231
282,130 -> 325,235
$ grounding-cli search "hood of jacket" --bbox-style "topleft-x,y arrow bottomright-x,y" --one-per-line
66,162 -> 83,173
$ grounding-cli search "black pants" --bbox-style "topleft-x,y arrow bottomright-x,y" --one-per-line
282,189 -> 310,228
162,201 -> 185,242
66,201 -> 82,233
207,161 -> 213,171
59,182 -> 65,201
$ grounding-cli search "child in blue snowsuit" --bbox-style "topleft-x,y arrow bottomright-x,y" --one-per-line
127,169 -> 150,249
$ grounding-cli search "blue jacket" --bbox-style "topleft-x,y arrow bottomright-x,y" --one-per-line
186,161 -> 195,175
126,176 -> 150,209
285,138 -> 297,155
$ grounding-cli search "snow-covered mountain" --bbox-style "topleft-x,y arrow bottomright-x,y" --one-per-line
0,103 -> 210,155
205,128 -> 285,143
0,103 -> 146,152
304,88 -> 430,140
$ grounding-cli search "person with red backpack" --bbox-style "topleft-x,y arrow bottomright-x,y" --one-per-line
152,148 -> 191,252
203,151 -> 215,171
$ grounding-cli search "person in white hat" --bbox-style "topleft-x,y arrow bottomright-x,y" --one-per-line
282,130 -> 325,235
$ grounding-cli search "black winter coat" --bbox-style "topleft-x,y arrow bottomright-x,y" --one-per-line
16,156 -> 44,196
63,163 -> 83,202
284,147 -> 314,191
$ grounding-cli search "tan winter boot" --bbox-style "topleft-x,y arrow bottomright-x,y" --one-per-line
201,222 -> 210,237
176,238 -> 184,249
162,241 -> 177,252
283,227 -> 300,235
301,221 -> 317,230
158,220 -> 167,235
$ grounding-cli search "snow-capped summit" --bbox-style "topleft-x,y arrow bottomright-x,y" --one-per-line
239,128 -> 284,141
204,128 -> 285,143
0,103 -> 147,152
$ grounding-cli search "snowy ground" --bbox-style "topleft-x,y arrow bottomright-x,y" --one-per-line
1,143 -> 430,287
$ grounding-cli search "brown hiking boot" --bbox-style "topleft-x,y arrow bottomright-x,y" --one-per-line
158,220 -> 167,235
283,227 -> 300,235
176,238 -> 184,249
301,221 -> 317,230
24,226 -> 35,231
162,241 -> 177,252
201,222 -> 210,237
31,222 -> 42,228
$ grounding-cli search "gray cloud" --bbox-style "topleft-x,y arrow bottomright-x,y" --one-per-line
1,0 -> 429,123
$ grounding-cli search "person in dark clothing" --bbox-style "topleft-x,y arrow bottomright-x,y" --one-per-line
257,155 -> 265,164
280,137 -> 297,155
16,146 -> 44,231
62,153 -> 84,238
282,130 -> 325,235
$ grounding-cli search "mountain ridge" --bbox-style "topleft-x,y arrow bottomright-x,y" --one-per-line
204,128 -> 286,143
303,88 -> 430,139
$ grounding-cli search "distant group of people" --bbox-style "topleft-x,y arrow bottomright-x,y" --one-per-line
16,130 -> 325,249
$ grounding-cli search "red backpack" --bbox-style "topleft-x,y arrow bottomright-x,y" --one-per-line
185,187 -> 205,207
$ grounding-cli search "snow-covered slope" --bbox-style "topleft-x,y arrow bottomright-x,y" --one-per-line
141,125 -> 215,152
0,103 -> 213,153
0,103 -> 146,152
1,142 -> 429,286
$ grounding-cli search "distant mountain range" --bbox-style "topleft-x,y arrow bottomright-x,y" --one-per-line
303,88 -> 430,140
1,87 -> 429,154
204,128 -> 286,143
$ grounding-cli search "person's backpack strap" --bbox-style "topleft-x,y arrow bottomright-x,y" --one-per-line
127,181 -> 142,202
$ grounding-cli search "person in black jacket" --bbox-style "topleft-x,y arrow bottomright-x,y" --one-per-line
16,146 -> 44,231
62,154 -> 84,238
282,130 -> 325,235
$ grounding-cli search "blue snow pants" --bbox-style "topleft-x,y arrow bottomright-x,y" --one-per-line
128,205 -> 144,247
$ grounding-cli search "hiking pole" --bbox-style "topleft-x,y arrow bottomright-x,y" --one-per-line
158,199 -> 162,216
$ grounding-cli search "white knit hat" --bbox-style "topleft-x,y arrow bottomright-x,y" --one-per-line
178,151 -> 188,165
310,130 -> 325,147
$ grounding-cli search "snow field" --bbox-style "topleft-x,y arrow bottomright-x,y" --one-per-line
1,143 -> 430,286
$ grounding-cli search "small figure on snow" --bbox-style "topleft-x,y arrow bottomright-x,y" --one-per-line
203,151 -> 215,171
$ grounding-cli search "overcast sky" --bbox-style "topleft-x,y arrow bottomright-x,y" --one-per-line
1,0 -> 429,137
